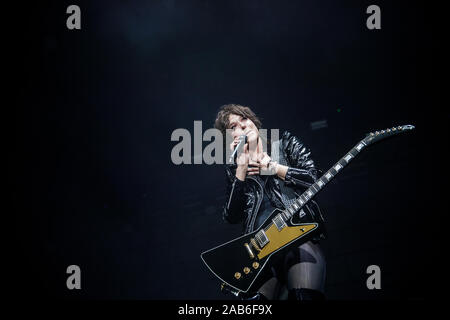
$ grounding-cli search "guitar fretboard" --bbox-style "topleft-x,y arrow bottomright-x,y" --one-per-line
278,140 -> 368,222
253,124 -> 413,247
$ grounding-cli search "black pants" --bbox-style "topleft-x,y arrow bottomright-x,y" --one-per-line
257,241 -> 326,299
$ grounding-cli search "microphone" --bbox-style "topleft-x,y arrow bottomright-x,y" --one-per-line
229,135 -> 247,163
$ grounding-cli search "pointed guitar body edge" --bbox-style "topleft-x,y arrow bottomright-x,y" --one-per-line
200,208 -> 321,293
201,124 -> 415,293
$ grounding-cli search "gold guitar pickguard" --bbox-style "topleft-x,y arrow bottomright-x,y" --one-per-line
257,223 -> 317,259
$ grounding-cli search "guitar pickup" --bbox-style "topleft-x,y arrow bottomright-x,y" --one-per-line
272,214 -> 287,231
255,230 -> 269,247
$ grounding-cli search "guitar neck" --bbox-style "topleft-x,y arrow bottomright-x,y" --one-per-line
281,140 -> 367,220
276,124 -> 414,222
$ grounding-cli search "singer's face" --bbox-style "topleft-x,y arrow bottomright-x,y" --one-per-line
228,114 -> 259,142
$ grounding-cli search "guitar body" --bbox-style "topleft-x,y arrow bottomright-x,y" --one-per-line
201,125 -> 415,294
201,208 -> 322,293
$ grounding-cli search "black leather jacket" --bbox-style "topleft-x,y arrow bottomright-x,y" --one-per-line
222,131 -> 325,240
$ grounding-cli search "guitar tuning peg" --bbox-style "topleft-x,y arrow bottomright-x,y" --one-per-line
397,126 -> 401,130
375,131 -> 379,135
381,130 -> 385,133
387,128 -> 391,132
370,132 -> 374,136
392,127 -> 396,131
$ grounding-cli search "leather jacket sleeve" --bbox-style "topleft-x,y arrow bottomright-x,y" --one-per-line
281,131 -> 320,189
222,165 -> 248,224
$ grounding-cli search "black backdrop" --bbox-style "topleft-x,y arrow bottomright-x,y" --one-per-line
12,0 -> 440,300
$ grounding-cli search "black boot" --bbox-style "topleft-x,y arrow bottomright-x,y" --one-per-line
288,288 -> 325,301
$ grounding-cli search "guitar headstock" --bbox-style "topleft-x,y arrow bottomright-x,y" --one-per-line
363,124 -> 415,145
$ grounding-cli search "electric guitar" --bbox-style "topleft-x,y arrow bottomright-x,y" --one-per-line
200,125 -> 415,294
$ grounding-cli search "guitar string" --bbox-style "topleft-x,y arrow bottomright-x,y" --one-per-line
259,147 -> 360,234
255,127 -> 409,243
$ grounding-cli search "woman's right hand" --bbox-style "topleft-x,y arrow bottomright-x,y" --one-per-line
230,138 -> 249,167
230,138 -> 249,181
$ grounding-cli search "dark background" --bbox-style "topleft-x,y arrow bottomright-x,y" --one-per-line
12,0 -> 440,299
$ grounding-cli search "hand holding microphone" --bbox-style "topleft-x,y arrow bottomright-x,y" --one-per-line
229,135 -> 249,181
229,135 -> 261,181
229,135 -> 247,162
